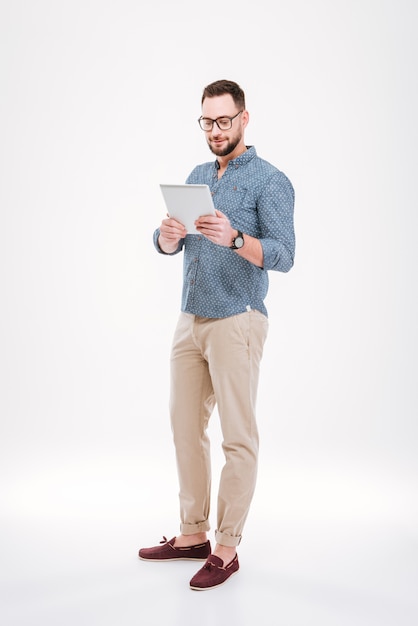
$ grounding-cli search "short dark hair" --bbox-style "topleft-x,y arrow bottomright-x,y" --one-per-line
201,79 -> 246,110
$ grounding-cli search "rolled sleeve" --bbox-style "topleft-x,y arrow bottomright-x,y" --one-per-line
261,238 -> 294,272
258,171 -> 295,272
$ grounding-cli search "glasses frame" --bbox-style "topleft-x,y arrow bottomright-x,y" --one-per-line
197,110 -> 243,131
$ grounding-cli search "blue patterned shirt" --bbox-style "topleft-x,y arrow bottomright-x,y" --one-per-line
153,146 -> 295,318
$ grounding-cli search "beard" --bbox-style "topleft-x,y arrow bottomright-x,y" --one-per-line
207,133 -> 242,157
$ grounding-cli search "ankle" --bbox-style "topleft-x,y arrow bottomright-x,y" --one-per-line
213,543 -> 236,566
174,532 -> 207,547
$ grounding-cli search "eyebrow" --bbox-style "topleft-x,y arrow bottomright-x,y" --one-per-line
202,113 -> 235,119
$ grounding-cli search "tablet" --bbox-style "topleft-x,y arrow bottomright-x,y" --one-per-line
160,184 -> 216,234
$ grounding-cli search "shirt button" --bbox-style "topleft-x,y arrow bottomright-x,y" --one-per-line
233,186 -> 237,191
190,279 -> 195,285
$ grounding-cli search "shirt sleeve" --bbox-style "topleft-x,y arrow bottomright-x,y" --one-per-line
258,171 -> 295,273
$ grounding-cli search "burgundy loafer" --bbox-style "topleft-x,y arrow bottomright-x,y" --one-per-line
138,536 -> 211,561
189,554 -> 239,590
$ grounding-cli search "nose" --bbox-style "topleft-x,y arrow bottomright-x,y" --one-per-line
210,121 -> 222,136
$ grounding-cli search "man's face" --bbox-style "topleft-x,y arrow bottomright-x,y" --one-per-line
201,94 -> 245,157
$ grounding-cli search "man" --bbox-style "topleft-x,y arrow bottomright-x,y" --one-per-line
138,80 -> 295,590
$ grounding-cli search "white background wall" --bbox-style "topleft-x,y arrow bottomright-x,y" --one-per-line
1,1 -> 417,624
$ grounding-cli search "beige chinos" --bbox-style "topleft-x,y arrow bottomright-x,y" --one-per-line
169,309 -> 269,548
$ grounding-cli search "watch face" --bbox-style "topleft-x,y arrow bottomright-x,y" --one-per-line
235,236 -> 244,248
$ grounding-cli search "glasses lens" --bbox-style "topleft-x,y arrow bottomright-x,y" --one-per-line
200,118 -> 213,131
217,118 -> 232,130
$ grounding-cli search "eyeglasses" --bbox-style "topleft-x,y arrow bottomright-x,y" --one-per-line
197,110 -> 243,131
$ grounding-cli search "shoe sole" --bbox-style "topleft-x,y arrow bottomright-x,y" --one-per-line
189,570 -> 239,591
138,555 -> 209,562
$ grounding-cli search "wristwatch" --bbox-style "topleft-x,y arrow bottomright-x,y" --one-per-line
230,230 -> 244,250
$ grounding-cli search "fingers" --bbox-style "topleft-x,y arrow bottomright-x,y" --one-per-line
160,217 -> 187,240
195,212 -> 225,228
195,212 -> 233,247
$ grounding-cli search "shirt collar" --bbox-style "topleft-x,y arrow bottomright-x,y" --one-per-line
215,145 -> 256,169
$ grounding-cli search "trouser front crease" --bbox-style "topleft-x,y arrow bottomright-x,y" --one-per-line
169,311 -> 268,548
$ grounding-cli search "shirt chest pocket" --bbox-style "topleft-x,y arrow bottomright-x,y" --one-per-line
220,186 -> 260,236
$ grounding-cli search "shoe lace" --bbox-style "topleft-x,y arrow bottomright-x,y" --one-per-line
160,536 -> 168,545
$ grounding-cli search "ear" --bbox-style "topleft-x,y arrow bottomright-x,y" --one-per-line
241,109 -> 249,128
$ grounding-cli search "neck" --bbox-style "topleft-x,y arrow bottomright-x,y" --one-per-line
217,144 -> 248,171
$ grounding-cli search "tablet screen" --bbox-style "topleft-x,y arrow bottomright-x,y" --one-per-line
160,184 -> 216,234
